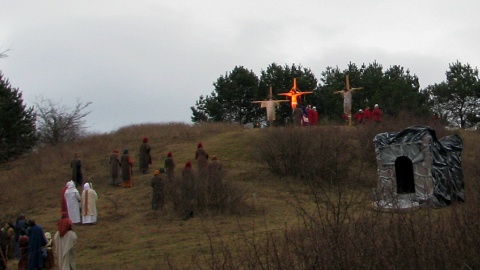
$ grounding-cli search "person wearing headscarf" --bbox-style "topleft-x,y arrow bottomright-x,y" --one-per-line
363,106 -> 372,123
121,149 -> 134,188
64,181 -> 81,224
2,221 -> 15,260
18,229 -> 29,270
181,161 -> 195,220
14,214 -> 27,260
27,219 -> 47,270
208,155 -> 224,204
164,152 -> 176,180
139,137 -> 152,174
354,109 -> 364,124
181,161 -> 195,202
70,153 -> 83,187
61,180 -> 74,218
43,232 -> 54,269
151,169 -> 166,210
81,182 -> 98,225
54,215 -> 77,270
194,142 -> 209,178
372,104 -> 383,123
109,150 -> 121,186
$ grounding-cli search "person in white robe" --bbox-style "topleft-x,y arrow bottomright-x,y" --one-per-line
54,217 -> 77,270
64,181 -> 81,224
81,182 -> 98,225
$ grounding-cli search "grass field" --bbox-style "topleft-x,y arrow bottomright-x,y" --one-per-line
1,121 -> 479,269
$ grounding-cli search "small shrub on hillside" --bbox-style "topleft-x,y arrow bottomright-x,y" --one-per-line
257,127 -> 359,186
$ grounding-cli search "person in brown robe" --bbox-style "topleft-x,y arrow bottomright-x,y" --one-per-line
151,169 -> 166,210
208,155 -> 223,204
181,161 -> 196,218
121,149 -> 134,188
109,150 -> 121,186
70,153 -> 83,187
195,142 -> 209,178
139,137 -> 152,174
292,106 -> 303,126
164,152 -> 176,180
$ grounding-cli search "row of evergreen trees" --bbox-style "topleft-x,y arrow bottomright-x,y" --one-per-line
191,61 -> 480,129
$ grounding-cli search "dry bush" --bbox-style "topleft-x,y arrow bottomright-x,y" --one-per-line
256,127 -> 361,187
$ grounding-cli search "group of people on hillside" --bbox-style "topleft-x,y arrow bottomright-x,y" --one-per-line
149,142 -> 224,220
61,180 -> 98,226
352,104 -> 384,124
0,213 -> 76,270
107,136 -> 152,188
293,104 -> 319,126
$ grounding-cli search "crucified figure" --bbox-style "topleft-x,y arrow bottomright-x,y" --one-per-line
252,86 -> 289,125
333,75 -> 363,125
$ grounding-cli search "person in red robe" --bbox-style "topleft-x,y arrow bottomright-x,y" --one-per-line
363,106 -> 372,123
353,109 -> 364,124
372,104 -> 383,122
311,106 -> 319,126
60,181 -> 73,217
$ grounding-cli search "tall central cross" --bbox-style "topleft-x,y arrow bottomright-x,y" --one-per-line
278,78 -> 313,109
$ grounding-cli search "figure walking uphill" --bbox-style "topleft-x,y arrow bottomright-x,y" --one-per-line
208,155 -> 224,205
195,142 -> 209,178
139,137 -> 152,174
70,153 -> 83,187
109,150 -> 121,186
121,149 -> 134,188
151,169 -> 166,210
164,152 -> 176,180
181,161 -> 195,220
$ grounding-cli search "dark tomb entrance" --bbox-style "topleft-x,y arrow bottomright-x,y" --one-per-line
395,156 -> 415,194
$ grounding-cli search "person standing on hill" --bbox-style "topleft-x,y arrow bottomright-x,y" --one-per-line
121,149 -> 134,188
195,143 -> 209,177
354,109 -> 364,124
109,150 -> 121,186
164,152 -> 176,180
14,214 -> 28,260
208,155 -> 223,203
292,106 -> 303,126
27,219 -> 47,270
64,181 -> 81,224
151,169 -> 166,210
139,137 -> 152,174
70,153 -> 83,187
372,104 -> 383,123
363,106 -> 372,123
18,230 -> 29,270
54,215 -> 77,270
81,182 -> 98,225
181,161 -> 195,219
43,232 -> 54,270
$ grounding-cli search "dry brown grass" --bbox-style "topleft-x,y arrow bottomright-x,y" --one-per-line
1,119 -> 479,269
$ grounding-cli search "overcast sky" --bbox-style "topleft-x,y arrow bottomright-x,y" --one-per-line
1,1 -> 479,133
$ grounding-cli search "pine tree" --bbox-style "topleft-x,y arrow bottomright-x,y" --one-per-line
0,72 -> 37,163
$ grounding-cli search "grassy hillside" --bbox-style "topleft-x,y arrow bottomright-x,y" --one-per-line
1,121 -> 479,269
